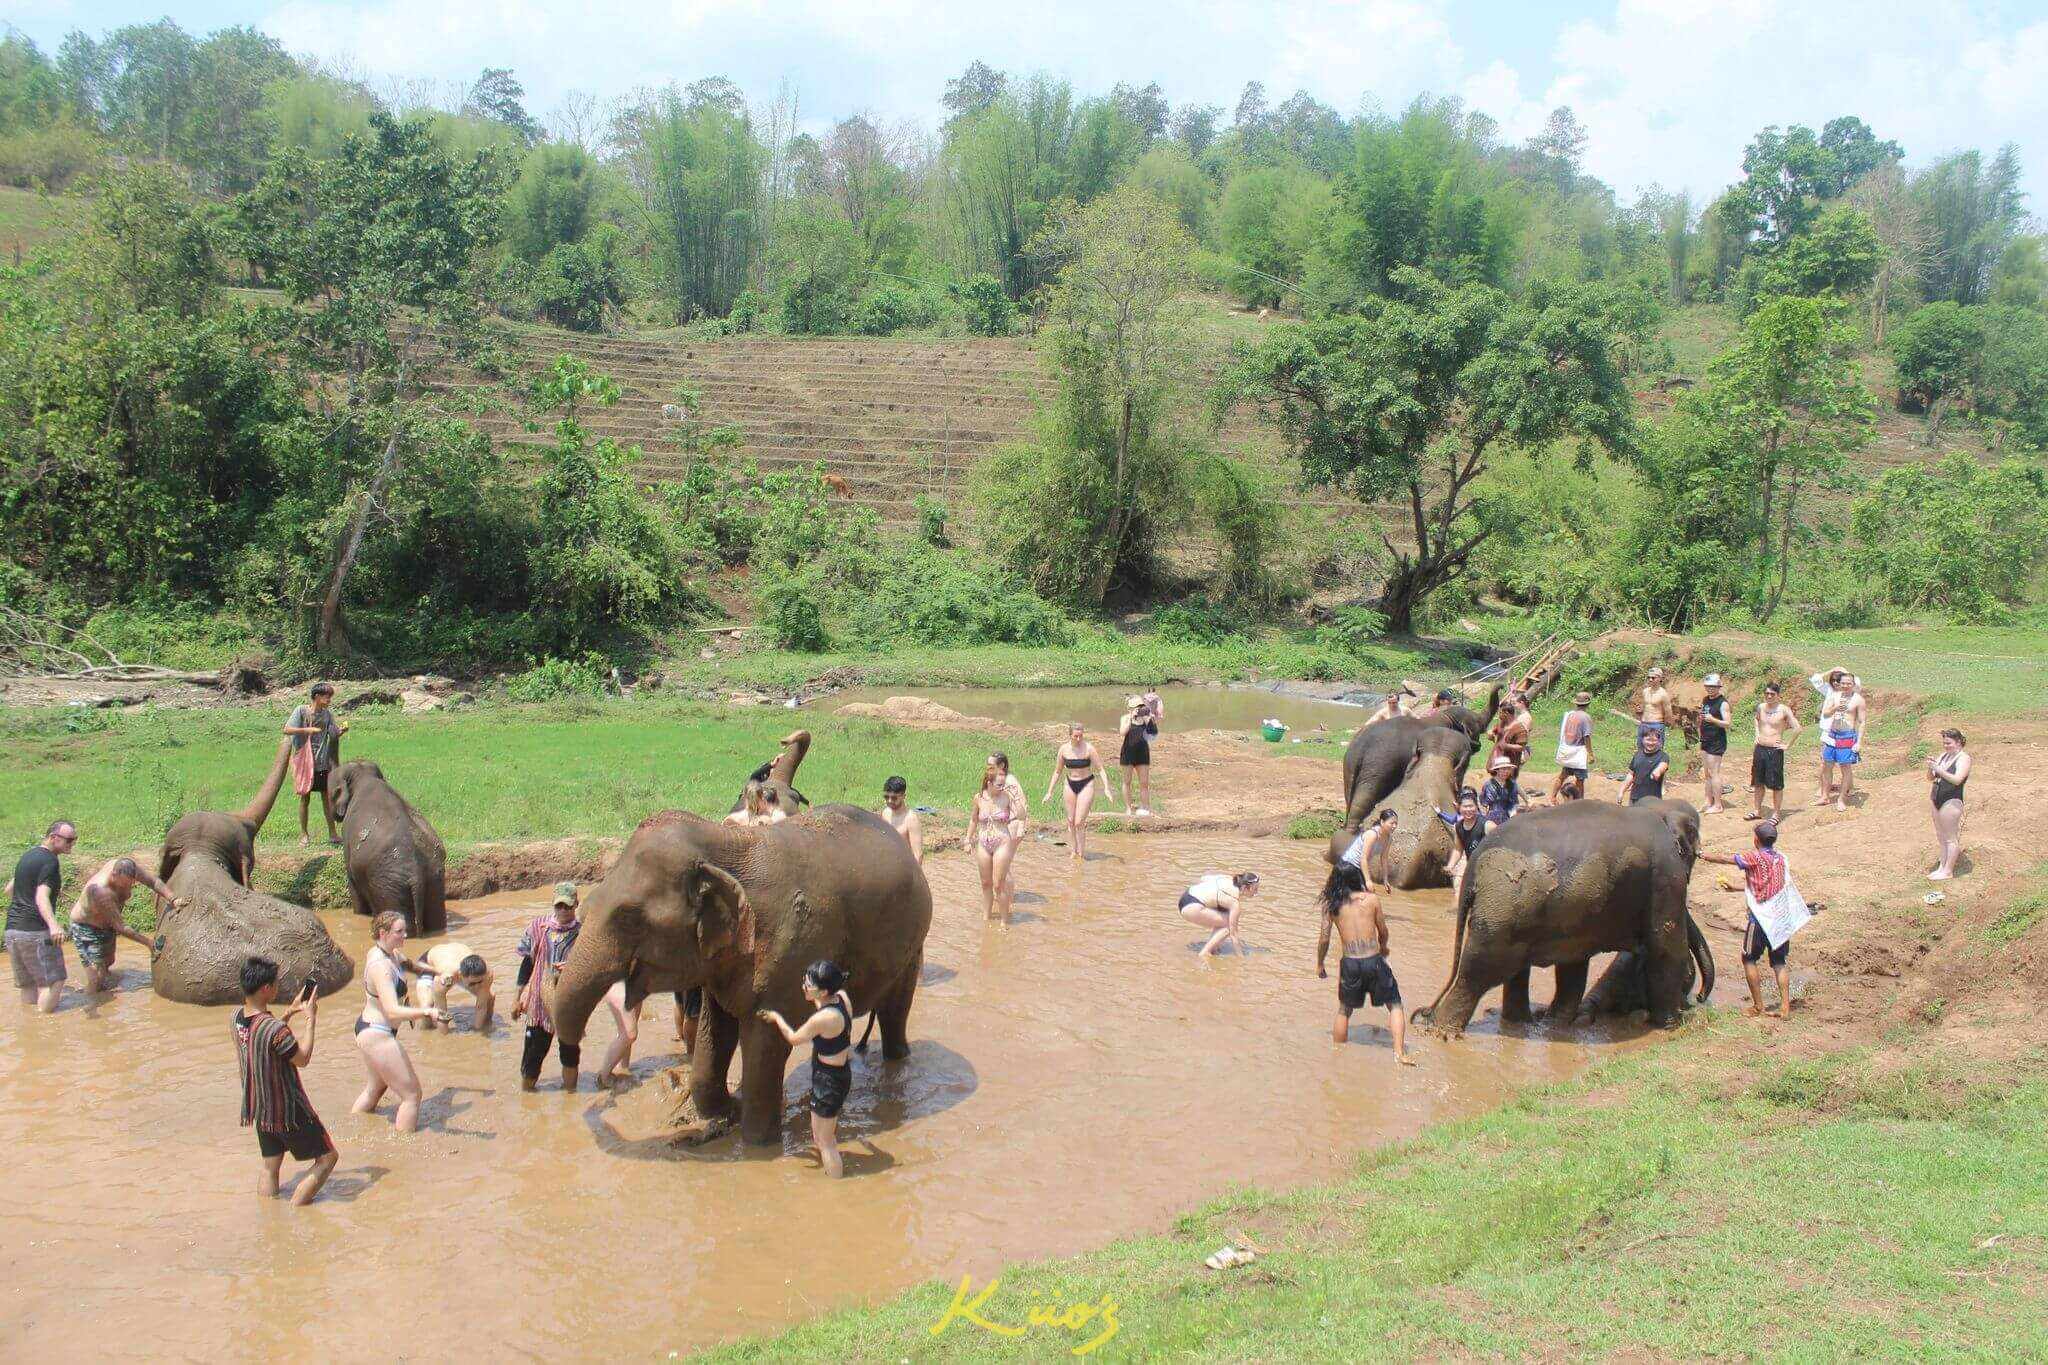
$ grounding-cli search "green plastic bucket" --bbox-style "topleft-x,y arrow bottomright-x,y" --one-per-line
1261,721 -> 1288,743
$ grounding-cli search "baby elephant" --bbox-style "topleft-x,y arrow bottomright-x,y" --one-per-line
329,760 -> 447,934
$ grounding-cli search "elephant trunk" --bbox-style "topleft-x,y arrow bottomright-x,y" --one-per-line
1417,852 -> 1480,1023
1686,911 -> 1715,1004
548,920 -> 632,1047
1475,684 -> 1502,740
238,736 -> 295,833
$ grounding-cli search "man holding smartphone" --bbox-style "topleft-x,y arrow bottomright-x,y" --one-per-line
233,957 -> 338,1206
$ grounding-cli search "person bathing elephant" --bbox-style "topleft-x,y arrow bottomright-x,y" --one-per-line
1327,726 -> 1473,889
547,803 -> 932,1147
1337,685 -> 1500,833
1413,798 -> 1713,1035
733,731 -> 811,818
154,737 -> 356,1005
328,760 -> 447,934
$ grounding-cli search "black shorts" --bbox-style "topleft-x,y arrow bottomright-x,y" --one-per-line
1750,746 -> 1786,792
1701,734 -> 1727,758
521,1025 -> 581,1078
1742,917 -> 1789,968
810,1060 -> 852,1118
257,1115 -> 333,1161
1119,731 -> 1150,768
1338,955 -> 1401,1011
1562,765 -> 1587,782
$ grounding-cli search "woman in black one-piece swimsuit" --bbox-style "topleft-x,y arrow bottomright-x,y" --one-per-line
1926,728 -> 1971,882
757,960 -> 854,1178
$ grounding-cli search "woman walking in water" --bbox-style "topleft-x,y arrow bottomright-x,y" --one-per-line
757,960 -> 855,1178
1178,871 -> 1260,965
352,911 -> 446,1132
1117,695 -> 1154,817
1045,723 -> 1106,863
969,760 -> 1020,923
1926,728 -> 1971,881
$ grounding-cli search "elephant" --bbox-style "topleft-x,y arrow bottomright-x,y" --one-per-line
1573,946 -> 1704,1022
1326,725 -> 1474,888
153,737 -> 356,1005
328,759 -> 447,934
733,730 -> 811,816
549,803 -> 932,1146
1339,685 -> 1501,831
1413,798 -> 1713,1034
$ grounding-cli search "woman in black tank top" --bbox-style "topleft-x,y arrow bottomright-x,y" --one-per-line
757,959 -> 855,1178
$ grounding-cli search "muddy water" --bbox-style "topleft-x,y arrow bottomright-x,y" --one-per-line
824,683 -> 1370,736
0,832 -> 1642,1358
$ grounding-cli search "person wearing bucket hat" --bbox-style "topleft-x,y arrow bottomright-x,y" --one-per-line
512,883 -> 584,1092
1548,691 -> 1595,805
1698,674 -> 1731,813
1480,754 -> 1522,825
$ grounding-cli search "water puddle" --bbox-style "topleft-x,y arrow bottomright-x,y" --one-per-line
0,830 -> 1646,1357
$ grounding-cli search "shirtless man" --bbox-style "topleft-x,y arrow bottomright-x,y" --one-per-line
68,856 -> 183,993
1747,683 -> 1803,823
417,941 -> 494,1030
1639,666 -> 1672,744
1335,808 -> 1399,893
879,776 -> 923,864
1363,688 -> 1412,726
1316,859 -> 1413,1063
725,780 -> 787,827
1811,669 -> 1867,812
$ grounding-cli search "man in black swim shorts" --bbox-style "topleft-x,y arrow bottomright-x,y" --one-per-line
1315,861 -> 1414,1064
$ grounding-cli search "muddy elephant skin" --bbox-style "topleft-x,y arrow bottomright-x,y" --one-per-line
549,803 -> 933,1146
1339,685 -> 1501,830
153,737 -> 356,1005
732,730 -> 811,816
329,760 -> 447,934
1328,726 -> 1473,888
1416,798 -> 1712,1034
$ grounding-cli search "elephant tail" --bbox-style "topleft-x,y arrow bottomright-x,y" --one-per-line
1686,911 -> 1715,1005
1420,851 -> 1480,1021
856,1010 -> 879,1053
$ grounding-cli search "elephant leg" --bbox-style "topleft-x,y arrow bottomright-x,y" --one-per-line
1645,878 -> 1693,1028
1549,959 -> 1589,1021
690,998 -> 740,1120
1501,967 -> 1535,1023
737,1016 -> 792,1146
875,951 -> 920,1062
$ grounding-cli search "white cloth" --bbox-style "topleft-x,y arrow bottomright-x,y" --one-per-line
1339,832 -> 1366,867
1809,674 -> 1854,740
1746,877 -> 1813,950
1555,711 -> 1590,769
1187,874 -> 1235,908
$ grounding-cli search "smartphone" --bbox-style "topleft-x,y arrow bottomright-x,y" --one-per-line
298,979 -> 319,1003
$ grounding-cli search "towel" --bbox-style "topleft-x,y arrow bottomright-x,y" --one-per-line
1746,876 -> 1813,950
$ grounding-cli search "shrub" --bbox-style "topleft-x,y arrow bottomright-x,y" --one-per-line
836,540 -> 1072,649
728,289 -> 765,333
1849,454 -> 2048,620
1192,455 -> 1293,606
756,570 -> 829,651
530,228 -> 627,333
0,122 -> 103,191
852,284 -> 933,336
1315,606 -> 1389,650
505,653 -> 610,701
914,495 -> 951,548
1154,598 -> 1249,645
949,274 -> 1014,336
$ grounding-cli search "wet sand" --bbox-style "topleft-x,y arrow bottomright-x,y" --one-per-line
0,831 -> 1647,1357
824,683 -> 1369,736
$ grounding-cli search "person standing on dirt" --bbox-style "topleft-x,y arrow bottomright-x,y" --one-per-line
1619,729 -> 1671,806
67,856 -> 183,994
1638,667 -> 1673,744
878,776 -> 923,865
513,884 -> 583,1091
1116,699 -> 1154,817
5,821 -> 75,1014
234,956 -> 338,1206
285,684 -> 347,848
1747,683 -> 1801,824
1700,821 -> 1812,1021
1697,674 -> 1732,814
1811,669 -> 1866,813
1045,725 -> 1105,864
1315,860 -> 1414,1064
1926,728 -> 1971,881
1548,692 -> 1595,806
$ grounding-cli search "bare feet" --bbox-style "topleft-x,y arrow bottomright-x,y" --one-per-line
1703,804 -> 1724,814
1812,794 -> 1832,806
1397,1053 -> 1417,1067
1927,869 -> 1952,881
1744,1004 -> 1762,1017
1775,1005 -> 1792,1020
299,834 -> 311,848
1832,801 -> 1848,813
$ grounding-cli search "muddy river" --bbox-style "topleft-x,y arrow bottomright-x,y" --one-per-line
1,832 -> 1645,1357
823,683 -> 1374,736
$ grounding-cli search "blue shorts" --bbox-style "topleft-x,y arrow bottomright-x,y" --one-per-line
1822,738 -> 1859,765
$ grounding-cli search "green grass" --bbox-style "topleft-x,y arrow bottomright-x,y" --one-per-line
0,185 -> 78,254
0,695 -> 1079,861
711,1036 -> 2048,1361
1712,608 -> 2048,718
1983,864 -> 2048,946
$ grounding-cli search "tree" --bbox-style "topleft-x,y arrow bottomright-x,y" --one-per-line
624,86 -> 766,318
1756,204 -> 1882,302
1223,269 -> 1638,631
465,67 -> 539,144
1216,164 -> 1329,306
0,34 -> 65,133
1170,103 -> 1222,160
1846,163 -> 1937,343
770,198 -> 864,333
1911,146 -> 2025,305
1887,301 -> 1984,442
236,112 -> 510,652
185,27 -> 295,191
942,61 -> 1005,122
1719,118 -> 1900,250
1990,234 -> 2047,313
1129,143 -> 1210,239
1109,82 -> 1168,144
1851,455 -> 2048,618
1687,296 -> 1874,618
505,141 -> 599,261
1970,306 -> 2048,450
544,89 -> 607,154
821,113 -> 917,270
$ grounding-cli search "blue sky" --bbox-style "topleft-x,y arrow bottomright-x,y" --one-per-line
7,1 -> 2044,206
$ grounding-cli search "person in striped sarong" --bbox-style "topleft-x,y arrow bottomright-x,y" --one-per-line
234,956 -> 338,1205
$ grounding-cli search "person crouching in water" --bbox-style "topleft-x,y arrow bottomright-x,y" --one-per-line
1316,860 -> 1414,1064
1178,871 -> 1259,965
758,960 -> 854,1178
512,883 -> 583,1092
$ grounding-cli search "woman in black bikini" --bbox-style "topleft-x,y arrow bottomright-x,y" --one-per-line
1117,696 -> 1153,817
1045,722 -> 1106,863
1926,728 -> 1971,882
757,960 -> 854,1178
351,911 -> 447,1132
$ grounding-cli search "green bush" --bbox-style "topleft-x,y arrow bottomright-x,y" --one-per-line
0,122 -> 102,191
914,495 -> 951,548
530,228 -> 626,333
757,570 -> 829,651
835,540 -> 1072,649
949,274 -> 1014,336
1155,598 -> 1250,645
1315,606 -> 1390,650
728,289 -> 765,333
1849,454 -> 2048,621
505,653 -> 611,701
852,284 -> 932,336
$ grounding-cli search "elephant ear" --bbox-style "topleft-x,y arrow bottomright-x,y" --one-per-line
692,862 -> 757,960
328,768 -> 352,821
1402,743 -> 1425,780
1661,804 -> 1701,863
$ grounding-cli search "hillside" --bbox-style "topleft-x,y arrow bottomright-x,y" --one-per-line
0,186 -> 74,260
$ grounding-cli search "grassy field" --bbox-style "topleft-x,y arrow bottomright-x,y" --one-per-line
0,695 -> 1069,861
710,1033 -> 2047,1361
0,185 -> 77,255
